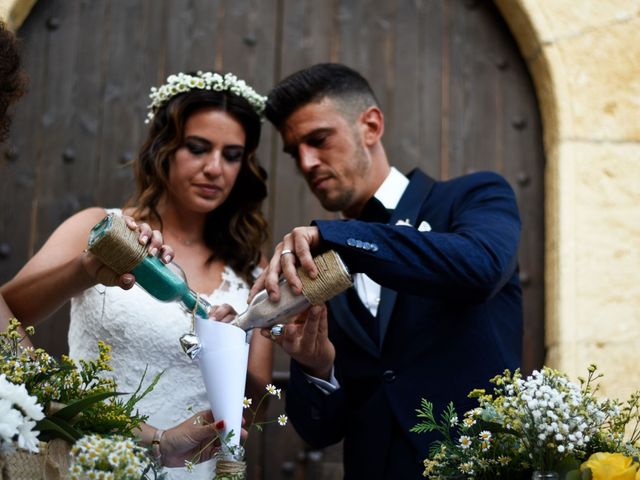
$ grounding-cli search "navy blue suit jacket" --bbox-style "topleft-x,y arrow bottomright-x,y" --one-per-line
286,169 -> 523,479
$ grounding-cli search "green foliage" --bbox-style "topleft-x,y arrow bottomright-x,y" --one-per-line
411,398 -> 439,434
1,319 -> 162,442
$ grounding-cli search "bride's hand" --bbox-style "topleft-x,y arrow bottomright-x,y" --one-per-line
81,216 -> 175,289
160,411 -> 248,467
210,303 -> 239,323
159,410 -> 220,467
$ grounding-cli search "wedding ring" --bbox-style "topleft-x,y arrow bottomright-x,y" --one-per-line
280,249 -> 294,257
270,324 -> 285,339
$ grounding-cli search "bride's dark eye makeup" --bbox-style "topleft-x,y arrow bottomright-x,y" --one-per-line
185,140 -> 209,155
223,146 -> 244,163
183,136 -> 244,163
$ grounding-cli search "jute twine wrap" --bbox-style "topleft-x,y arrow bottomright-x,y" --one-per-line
0,440 -> 71,480
298,250 -> 353,305
214,459 -> 246,479
87,214 -> 147,275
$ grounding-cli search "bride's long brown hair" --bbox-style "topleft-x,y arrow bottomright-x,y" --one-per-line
125,87 -> 269,283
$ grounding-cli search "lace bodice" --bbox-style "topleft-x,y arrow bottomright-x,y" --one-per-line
69,211 -> 253,479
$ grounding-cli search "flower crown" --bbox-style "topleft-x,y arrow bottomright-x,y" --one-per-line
145,71 -> 267,123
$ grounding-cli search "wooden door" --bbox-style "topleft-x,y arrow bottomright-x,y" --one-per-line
0,0 -> 544,478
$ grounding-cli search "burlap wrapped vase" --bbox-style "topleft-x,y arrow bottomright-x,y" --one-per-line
0,440 -> 71,480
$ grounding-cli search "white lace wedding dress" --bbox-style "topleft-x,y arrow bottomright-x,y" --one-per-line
69,210 -> 254,479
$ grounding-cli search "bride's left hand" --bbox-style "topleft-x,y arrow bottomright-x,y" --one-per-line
125,216 -> 174,262
160,410 -> 248,467
210,303 -> 238,323
159,410 -> 221,467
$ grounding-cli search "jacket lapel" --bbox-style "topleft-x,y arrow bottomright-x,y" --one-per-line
377,169 -> 436,346
329,293 -> 380,358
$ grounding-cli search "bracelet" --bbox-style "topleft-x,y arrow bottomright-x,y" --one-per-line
151,428 -> 165,464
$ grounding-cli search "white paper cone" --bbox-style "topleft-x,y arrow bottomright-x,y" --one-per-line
195,318 -> 249,448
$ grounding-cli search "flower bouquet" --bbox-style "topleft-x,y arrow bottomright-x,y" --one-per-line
412,366 -> 640,479
0,319 -> 164,479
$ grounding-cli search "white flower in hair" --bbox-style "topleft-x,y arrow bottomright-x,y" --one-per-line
145,71 -> 267,123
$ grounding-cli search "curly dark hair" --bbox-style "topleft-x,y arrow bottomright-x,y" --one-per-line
125,83 -> 269,283
0,21 -> 28,142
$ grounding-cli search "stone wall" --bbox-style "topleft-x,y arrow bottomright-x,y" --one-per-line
495,0 -> 640,399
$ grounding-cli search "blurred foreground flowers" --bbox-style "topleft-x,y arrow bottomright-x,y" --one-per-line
0,318 -> 163,479
413,366 -> 640,479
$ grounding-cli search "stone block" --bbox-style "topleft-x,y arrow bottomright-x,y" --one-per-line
552,17 -> 640,141
573,143 -> 640,341
546,142 -> 640,388
525,0 -> 640,45
545,141 -> 581,347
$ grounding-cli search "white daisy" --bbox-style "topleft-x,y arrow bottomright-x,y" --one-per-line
266,384 -> 277,396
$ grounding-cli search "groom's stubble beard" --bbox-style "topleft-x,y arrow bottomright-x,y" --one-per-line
313,130 -> 370,214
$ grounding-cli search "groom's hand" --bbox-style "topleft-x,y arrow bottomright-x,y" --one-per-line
261,304 -> 334,381
249,226 -> 322,303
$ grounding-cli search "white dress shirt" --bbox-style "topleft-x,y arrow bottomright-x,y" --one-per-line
354,167 -> 409,316
307,167 -> 409,393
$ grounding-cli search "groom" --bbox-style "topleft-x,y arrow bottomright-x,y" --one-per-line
253,63 -> 523,479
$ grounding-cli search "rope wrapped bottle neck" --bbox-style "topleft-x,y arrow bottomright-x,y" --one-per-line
298,250 -> 352,304
87,213 -> 147,274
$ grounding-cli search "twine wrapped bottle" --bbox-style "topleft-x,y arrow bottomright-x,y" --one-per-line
87,213 -> 210,318
213,447 -> 246,480
230,250 -> 352,331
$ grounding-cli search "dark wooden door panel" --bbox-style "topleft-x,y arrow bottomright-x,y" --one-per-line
1,1 -> 544,478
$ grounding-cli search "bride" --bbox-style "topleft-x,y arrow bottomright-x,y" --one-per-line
1,71 -> 273,479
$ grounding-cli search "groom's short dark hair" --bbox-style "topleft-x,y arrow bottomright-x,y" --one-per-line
265,63 -> 379,129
